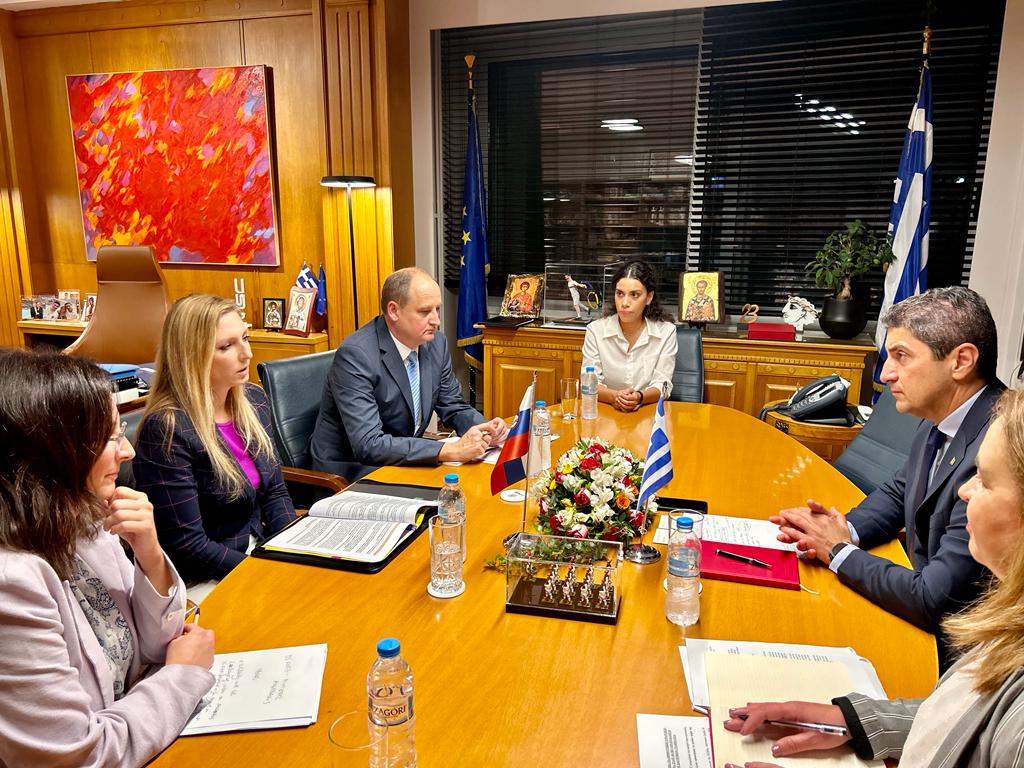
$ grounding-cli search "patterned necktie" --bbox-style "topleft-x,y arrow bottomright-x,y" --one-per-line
406,351 -> 421,431
912,426 -> 946,510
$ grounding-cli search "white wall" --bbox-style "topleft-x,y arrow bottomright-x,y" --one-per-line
409,0 -> 1024,383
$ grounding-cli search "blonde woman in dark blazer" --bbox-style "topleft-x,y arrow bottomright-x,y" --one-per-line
724,387 -> 1024,767
0,350 -> 214,767
134,295 -> 294,592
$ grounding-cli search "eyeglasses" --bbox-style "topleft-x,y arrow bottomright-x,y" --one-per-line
108,421 -> 128,449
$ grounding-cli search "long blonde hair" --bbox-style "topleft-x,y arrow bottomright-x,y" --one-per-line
944,387 -> 1024,693
143,294 -> 274,500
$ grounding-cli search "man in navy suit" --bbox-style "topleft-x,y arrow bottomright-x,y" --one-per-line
311,267 -> 508,480
773,287 -> 1002,661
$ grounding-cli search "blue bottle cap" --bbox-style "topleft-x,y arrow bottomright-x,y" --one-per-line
585,366 -> 595,372
535,400 -> 546,407
377,638 -> 400,657
675,516 -> 694,530
444,473 -> 459,484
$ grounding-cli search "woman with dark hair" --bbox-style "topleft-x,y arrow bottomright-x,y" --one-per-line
722,387 -> 1024,767
581,260 -> 678,411
0,349 -> 215,767
134,294 -> 294,598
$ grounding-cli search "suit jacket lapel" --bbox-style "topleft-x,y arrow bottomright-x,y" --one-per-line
418,344 -> 434,428
376,318 -> 417,422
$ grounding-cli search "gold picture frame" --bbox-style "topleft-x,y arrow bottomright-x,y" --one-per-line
679,271 -> 723,324
500,273 -> 544,318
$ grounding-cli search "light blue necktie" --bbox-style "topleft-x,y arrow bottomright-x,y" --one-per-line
406,351 -> 421,431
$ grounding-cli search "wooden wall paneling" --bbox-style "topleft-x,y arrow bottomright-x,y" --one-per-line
17,32 -> 93,294
0,12 -> 33,345
243,14 -> 328,321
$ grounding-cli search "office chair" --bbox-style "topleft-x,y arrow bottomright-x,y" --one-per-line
257,350 -> 347,506
667,326 -> 705,403
832,386 -> 923,495
65,245 -> 171,365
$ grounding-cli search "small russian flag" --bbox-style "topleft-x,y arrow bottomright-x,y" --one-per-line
490,384 -> 535,496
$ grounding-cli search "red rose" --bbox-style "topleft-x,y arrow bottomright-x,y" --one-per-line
574,489 -> 591,507
579,456 -> 600,471
554,471 -> 566,483
630,508 -> 646,527
600,526 -> 622,541
621,476 -> 633,487
548,514 -> 562,531
588,443 -> 609,455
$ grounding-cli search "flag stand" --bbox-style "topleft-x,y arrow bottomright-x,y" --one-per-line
623,537 -> 661,565
625,394 -> 673,564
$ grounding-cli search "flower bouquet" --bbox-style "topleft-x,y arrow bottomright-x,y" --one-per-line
534,438 -> 656,541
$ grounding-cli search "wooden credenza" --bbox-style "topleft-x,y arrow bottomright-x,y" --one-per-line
481,324 -> 875,420
16,320 -> 330,384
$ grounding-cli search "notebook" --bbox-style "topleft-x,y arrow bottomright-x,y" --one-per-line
700,540 -> 799,590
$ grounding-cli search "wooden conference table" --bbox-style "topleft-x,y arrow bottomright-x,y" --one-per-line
151,402 -> 938,767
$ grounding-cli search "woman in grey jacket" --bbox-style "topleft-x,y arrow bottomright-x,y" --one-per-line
724,387 -> 1024,768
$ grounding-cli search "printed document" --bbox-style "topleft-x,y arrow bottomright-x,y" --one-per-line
261,490 -> 435,563
705,651 -> 882,767
679,639 -> 885,714
655,513 -> 796,550
636,714 -> 712,768
181,643 -> 328,736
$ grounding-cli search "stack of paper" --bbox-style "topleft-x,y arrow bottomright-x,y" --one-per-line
654,513 -> 797,550
181,643 -> 328,736
679,639 -> 886,714
705,652 -> 883,766
636,714 -> 712,768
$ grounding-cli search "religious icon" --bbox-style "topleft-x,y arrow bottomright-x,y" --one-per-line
283,287 -> 315,337
679,271 -> 723,324
263,297 -> 285,331
499,273 -> 544,318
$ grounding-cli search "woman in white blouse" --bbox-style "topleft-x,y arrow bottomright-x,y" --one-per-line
582,261 -> 678,411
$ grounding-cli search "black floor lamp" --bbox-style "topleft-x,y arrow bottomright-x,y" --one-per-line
320,174 -> 376,327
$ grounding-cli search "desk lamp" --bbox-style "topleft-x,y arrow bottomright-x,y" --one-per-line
320,175 -> 376,326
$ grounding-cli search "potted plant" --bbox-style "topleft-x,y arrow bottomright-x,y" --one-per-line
806,219 -> 895,339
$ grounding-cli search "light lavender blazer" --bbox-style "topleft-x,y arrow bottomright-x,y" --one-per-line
0,529 -> 214,767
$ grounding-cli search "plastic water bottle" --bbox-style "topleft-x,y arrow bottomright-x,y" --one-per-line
438,472 -> 467,562
367,638 -> 416,768
581,366 -> 599,420
666,517 -> 700,626
532,400 -> 551,472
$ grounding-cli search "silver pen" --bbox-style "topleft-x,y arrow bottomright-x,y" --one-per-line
736,714 -> 848,736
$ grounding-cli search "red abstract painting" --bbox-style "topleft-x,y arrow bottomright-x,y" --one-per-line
66,65 -> 278,266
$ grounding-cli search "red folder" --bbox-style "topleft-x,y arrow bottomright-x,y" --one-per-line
700,540 -> 800,590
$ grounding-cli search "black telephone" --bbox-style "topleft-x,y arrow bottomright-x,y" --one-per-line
760,374 -> 853,425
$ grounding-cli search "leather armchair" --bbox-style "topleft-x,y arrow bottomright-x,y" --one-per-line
833,387 -> 923,494
257,350 -> 347,505
65,245 -> 170,364
668,326 -> 705,403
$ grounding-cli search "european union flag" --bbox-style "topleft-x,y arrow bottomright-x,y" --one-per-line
456,72 -> 489,369
315,264 -> 327,316
872,60 -> 932,400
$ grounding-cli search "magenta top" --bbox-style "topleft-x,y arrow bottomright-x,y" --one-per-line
216,421 -> 262,490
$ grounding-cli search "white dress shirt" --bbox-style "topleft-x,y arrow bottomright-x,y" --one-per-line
581,315 -> 678,398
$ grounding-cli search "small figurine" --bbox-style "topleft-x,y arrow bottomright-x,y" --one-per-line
781,295 -> 820,339
524,559 -> 537,582
541,568 -> 558,604
578,567 -> 594,608
559,576 -> 575,605
597,578 -> 612,610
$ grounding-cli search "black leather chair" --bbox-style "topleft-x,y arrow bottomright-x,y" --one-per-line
257,350 -> 347,506
833,387 -> 923,495
667,326 -> 705,403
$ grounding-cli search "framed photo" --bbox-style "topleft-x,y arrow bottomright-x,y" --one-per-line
283,287 -> 315,337
81,293 -> 97,323
679,271 -> 723,324
262,297 -> 285,331
499,273 -> 544,318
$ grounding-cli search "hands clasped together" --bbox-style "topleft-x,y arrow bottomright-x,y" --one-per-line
770,498 -> 851,564
438,417 -> 510,463
612,387 -> 644,412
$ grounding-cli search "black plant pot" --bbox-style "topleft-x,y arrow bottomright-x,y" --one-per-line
819,298 -> 867,339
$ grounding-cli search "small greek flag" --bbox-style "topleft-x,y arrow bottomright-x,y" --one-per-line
295,262 -> 317,291
872,61 -> 932,400
638,398 -> 673,507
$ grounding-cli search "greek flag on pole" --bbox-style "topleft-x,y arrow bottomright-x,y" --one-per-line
456,76 -> 489,370
872,62 -> 932,400
638,398 -> 673,507
295,262 -> 317,292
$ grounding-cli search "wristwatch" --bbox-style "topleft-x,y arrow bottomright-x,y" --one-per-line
828,542 -> 848,563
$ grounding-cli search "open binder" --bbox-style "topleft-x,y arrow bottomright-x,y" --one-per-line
251,479 -> 440,574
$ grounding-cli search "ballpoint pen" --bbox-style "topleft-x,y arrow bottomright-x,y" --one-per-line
715,548 -> 771,568
735,714 -> 848,736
